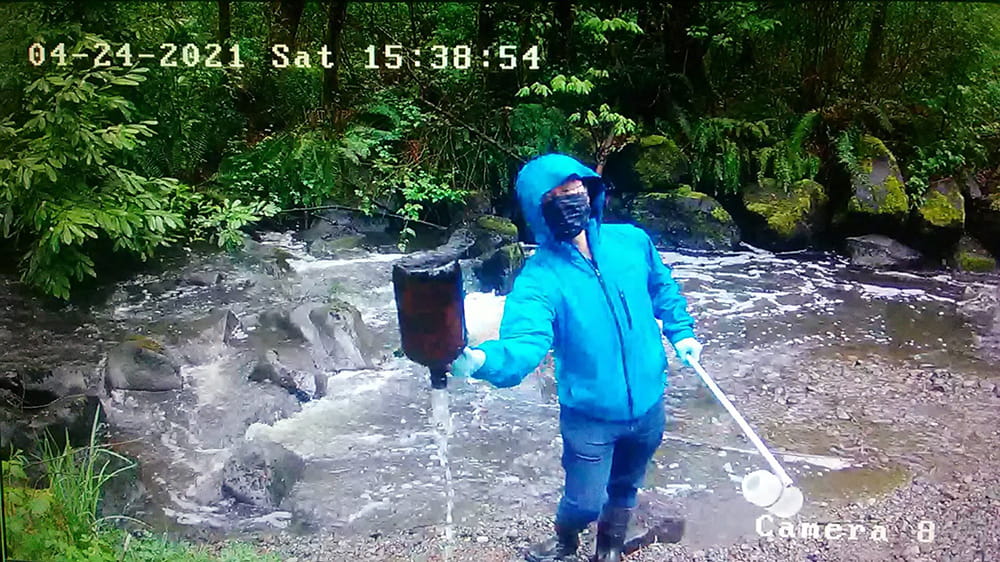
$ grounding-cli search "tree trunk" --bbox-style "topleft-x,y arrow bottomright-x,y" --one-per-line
860,1 -> 888,96
270,0 -> 306,51
549,0 -> 575,70
664,0 -> 712,112
475,0 -> 497,54
218,0 -> 231,63
322,0 -> 349,108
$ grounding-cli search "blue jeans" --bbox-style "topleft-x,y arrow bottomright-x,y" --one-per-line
555,398 -> 665,530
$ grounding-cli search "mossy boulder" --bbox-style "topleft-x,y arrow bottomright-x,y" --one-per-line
951,235 -> 997,273
475,243 -> 526,295
630,186 -> 740,251
307,234 -> 367,259
965,170 -> 1000,258
843,136 -> 910,231
605,135 -> 689,192
446,215 -> 519,260
917,179 -> 965,230
104,337 -> 181,392
742,178 -> 829,250
633,136 -> 689,191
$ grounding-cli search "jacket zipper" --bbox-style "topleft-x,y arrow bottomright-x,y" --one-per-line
618,289 -> 633,329
574,247 -> 634,419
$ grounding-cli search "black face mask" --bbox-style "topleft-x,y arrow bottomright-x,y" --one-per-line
541,192 -> 591,241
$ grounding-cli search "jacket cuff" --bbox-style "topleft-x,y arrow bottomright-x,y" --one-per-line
666,329 -> 696,346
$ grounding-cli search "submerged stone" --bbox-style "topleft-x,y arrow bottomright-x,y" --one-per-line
222,439 -> 305,510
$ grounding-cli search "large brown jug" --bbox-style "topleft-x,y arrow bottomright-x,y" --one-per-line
392,249 -> 466,388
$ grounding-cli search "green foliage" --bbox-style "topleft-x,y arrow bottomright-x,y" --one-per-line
1,0 -> 999,292
688,117 -> 772,194
0,34 -> 275,299
2,408 -> 280,562
0,34 -> 190,299
507,104 -> 587,158
754,112 -> 821,190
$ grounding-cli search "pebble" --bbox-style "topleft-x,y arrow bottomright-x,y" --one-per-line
836,407 -> 851,420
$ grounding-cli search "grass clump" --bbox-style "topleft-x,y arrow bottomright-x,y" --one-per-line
2,406 -> 280,562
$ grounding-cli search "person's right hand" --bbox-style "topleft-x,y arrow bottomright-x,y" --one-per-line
449,346 -> 486,378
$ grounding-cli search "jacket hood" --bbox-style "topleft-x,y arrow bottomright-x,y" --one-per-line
515,154 -> 606,245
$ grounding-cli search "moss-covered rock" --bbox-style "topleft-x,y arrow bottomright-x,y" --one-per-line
475,215 -> 519,240
476,243 -> 526,295
307,234 -> 367,259
965,170 -> 1000,258
912,178 -> 965,257
951,235 -> 997,273
604,135 -> 689,193
633,136 -> 689,191
843,135 -> 909,230
631,186 -> 740,251
917,180 -> 965,229
742,178 -> 829,250
446,215 -> 519,259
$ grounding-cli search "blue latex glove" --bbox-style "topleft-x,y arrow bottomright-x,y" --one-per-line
449,346 -> 486,378
673,337 -> 703,367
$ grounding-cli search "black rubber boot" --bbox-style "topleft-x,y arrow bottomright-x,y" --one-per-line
524,523 -> 582,562
594,507 -> 631,562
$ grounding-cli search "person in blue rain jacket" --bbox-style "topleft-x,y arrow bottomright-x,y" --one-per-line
449,153 -> 702,562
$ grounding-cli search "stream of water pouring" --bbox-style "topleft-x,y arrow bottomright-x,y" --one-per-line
430,387 -> 455,562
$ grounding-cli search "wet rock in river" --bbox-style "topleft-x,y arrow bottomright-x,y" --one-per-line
180,271 -> 225,287
222,439 -> 304,510
445,215 -> 519,260
104,336 -> 182,392
845,235 -> 924,269
0,392 -> 101,458
307,234 -> 367,260
250,349 -> 323,401
305,300 -> 377,371
957,285 -> 999,328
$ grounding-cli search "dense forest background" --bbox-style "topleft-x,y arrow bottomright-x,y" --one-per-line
1,1 -> 998,299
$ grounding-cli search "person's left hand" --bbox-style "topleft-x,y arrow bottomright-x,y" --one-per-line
673,337 -> 703,367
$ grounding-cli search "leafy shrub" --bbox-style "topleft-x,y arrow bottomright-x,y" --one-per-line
0,35 -> 192,299
2,407 -> 280,562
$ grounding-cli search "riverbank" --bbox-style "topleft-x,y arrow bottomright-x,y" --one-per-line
233,343 -> 999,562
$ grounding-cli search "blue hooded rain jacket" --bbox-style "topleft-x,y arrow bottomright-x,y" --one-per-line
471,154 -> 696,421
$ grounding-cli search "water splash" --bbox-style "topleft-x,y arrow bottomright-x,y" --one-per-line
430,387 -> 455,562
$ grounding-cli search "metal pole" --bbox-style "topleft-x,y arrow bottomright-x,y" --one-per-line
690,359 -> 794,486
